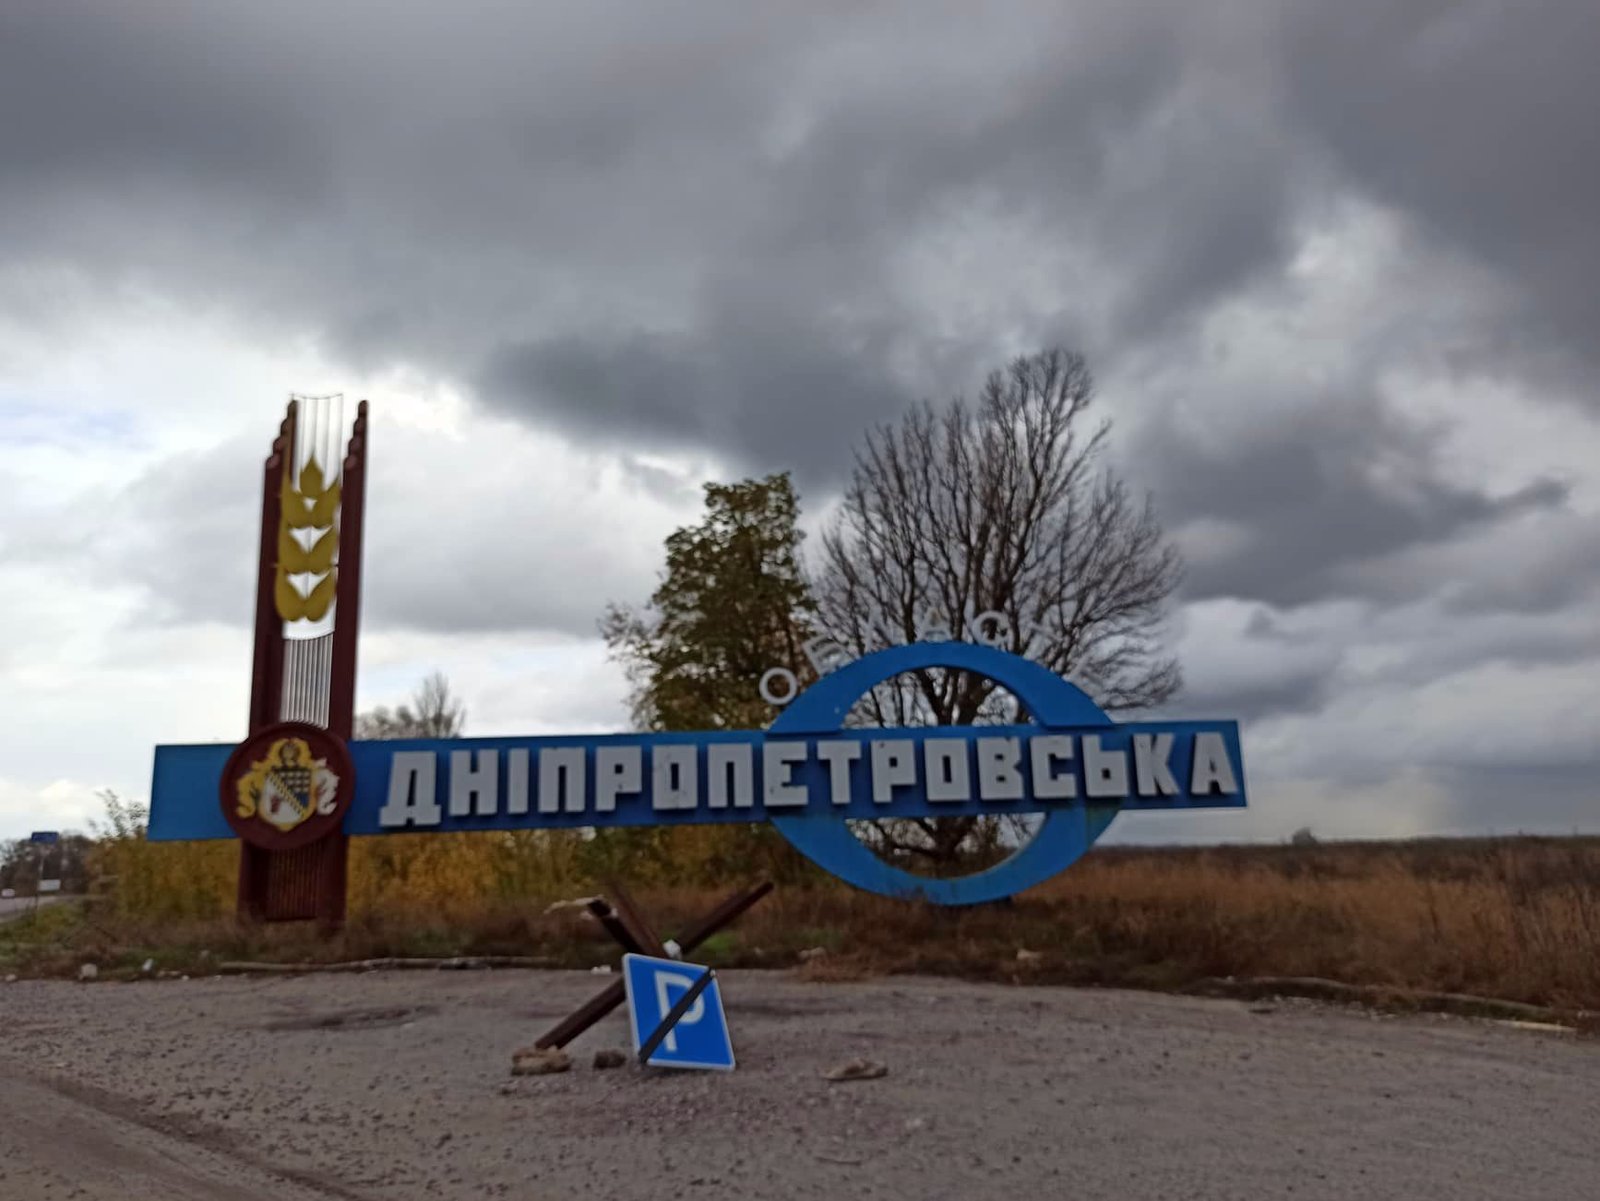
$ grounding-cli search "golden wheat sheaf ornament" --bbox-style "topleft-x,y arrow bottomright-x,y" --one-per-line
274,455 -> 340,622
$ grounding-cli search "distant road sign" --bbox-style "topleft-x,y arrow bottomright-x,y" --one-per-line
37,880 -> 61,894
622,954 -> 735,1071
29,831 -> 59,844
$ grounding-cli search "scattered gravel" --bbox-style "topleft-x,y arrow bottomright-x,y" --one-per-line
2,970 -> 1597,1200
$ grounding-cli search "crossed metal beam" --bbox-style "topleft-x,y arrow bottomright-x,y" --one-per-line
534,878 -> 772,1050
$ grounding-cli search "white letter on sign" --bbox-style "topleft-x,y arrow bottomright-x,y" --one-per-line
976,737 -> 1023,801
449,749 -> 498,817
870,740 -> 916,804
923,738 -> 971,802
653,745 -> 699,811
706,744 -> 754,809
1082,735 -> 1128,799
506,748 -> 530,815
816,741 -> 862,806
1191,733 -> 1240,795
652,970 -> 707,1053
539,748 -> 587,814
1029,736 -> 1076,800
595,746 -> 642,813
1132,733 -> 1178,796
380,752 -> 441,828
763,742 -> 809,808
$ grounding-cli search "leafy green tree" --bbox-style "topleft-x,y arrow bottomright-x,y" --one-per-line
604,473 -> 816,732
600,473 -> 818,884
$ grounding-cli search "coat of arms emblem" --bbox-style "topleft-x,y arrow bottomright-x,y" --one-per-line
235,737 -> 341,834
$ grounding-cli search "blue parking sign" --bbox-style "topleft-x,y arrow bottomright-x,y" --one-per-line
621,954 -> 736,1071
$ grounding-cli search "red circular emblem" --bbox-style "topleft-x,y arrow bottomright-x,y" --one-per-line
219,721 -> 355,851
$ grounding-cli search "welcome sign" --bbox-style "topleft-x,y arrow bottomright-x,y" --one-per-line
150,640 -> 1246,905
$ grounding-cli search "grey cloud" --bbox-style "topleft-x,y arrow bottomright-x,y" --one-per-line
478,290 -> 917,483
1,435 -> 263,629
1429,512 -> 1600,618
1433,764 -> 1600,836
1162,604 -> 1345,723
0,2 -> 1306,479
1138,393 -> 1570,606
1279,0 -> 1600,391
28,425 -> 677,639
1170,665 -> 1334,726
1109,759 -> 1600,844
3,1 -> 1594,448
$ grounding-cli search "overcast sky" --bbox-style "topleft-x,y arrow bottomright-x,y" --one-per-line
2,1 -> 1596,845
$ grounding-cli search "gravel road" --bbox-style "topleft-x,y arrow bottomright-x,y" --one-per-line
1,970 -> 1595,1200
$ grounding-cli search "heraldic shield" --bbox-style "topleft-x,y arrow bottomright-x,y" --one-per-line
220,721 -> 354,853
236,736 -> 340,834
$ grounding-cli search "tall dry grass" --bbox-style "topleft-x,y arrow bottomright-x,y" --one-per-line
1033,840 -> 1600,1007
47,830 -> 1600,1011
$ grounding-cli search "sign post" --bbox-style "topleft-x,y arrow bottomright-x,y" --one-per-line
28,833 -> 60,912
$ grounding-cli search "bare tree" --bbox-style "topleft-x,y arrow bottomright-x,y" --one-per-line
814,347 -> 1182,866
356,670 -> 467,739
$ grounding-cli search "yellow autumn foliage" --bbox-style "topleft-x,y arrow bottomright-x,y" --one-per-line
90,824 -> 809,922
80,833 -> 1600,1013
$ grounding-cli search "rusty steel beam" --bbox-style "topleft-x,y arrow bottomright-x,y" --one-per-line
603,878 -> 665,955
585,898 -> 653,956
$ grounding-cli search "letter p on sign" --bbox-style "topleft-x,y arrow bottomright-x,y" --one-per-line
622,953 -> 736,1071
653,970 -> 706,1052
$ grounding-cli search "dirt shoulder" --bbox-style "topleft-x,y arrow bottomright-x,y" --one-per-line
2,970 -> 1596,1200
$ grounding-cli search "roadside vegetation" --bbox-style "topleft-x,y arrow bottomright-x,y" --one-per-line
8,821 -> 1600,1017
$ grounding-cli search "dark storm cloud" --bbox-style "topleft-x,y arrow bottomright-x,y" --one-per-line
1280,0 -> 1600,392
14,2 -> 1586,666
1164,605 -> 1343,724
2,2 -> 1593,598
1,1 -> 1593,593
1137,392 -> 1572,606
478,289 -> 917,483
6,1 -> 1594,466
1,1 -> 1307,478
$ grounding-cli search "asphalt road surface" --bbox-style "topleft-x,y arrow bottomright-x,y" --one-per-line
1,970 -> 1595,1200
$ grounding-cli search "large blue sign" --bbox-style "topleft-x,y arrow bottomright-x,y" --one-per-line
149,643 -> 1245,904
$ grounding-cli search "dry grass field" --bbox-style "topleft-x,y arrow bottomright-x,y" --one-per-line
6,830 -> 1599,1015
